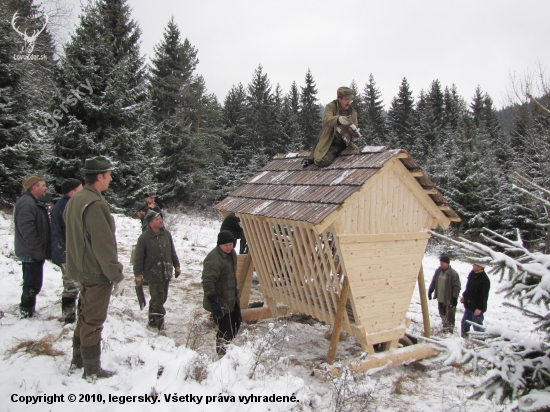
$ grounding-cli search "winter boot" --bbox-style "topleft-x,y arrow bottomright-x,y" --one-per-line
20,294 -> 35,318
81,343 -> 115,380
70,337 -> 83,371
61,297 -> 76,324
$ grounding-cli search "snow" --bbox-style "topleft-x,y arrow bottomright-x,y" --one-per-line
0,209 -> 546,411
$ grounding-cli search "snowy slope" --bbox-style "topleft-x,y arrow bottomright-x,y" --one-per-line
0,210 -> 541,411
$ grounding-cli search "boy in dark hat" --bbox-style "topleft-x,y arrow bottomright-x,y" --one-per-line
51,178 -> 83,323
304,86 -> 360,168
133,201 -> 149,232
133,210 -> 180,331
202,230 -> 242,355
428,254 -> 461,333
460,263 -> 490,338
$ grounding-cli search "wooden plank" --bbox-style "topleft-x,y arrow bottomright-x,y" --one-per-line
266,218 -> 294,304
291,222 -> 319,319
357,192 -> 365,234
338,231 -> 430,244
240,217 -> 273,297
314,230 -> 339,323
241,305 -> 290,322
391,157 -> 452,229
418,264 -> 431,338
237,254 -> 254,309
327,277 -> 350,364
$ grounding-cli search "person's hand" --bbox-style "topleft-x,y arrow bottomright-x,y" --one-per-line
428,290 -> 433,300
112,279 -> 126,297
474,309 -> 482,317
174,267 -> 181,279
460,296 -> 465,304
451,297 -> 458,307
207,294 -> 224,320
338,116 -> 352,126
135,275 -> 143,286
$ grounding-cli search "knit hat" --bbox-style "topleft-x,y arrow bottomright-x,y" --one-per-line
217,230 -> 235,245
134,201 -> 148,213
143,209 -> 161,226
61,178 -> 82,195
439,254 -> 451,264
82,156 -> 114,174
337,86 -> 355,99
473,262 -> 486,268
22,175 -> 43,191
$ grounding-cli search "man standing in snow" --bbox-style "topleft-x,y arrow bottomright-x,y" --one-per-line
220,212 -> 247,254
202,230 -> 242,355
64,156 -> 125,379
14,176 -> 51,318
133,210 -> 180,331
460,263 -> 490,338
428,254 -> 461,333
144,193 -> 161,214
303,86 -> 359,168
51,178 -> 83,324
134,201 -> 149,233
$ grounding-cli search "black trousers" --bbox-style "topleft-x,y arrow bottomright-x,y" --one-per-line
215,303 -> 242,345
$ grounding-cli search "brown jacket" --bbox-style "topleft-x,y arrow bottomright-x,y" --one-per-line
310,100 -> 358,163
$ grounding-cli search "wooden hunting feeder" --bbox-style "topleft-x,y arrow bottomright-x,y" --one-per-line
214,146 -> 460,373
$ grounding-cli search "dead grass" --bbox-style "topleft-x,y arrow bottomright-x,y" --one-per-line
6,334 -> 64,358
184,354 -> 209,383
184,309 -> 210,352
391,374 -> 420,395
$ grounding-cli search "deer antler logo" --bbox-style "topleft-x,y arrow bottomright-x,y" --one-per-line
11,11 -> 49,55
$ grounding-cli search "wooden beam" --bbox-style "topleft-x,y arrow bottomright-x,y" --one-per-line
397,152 -> 409,158
411,170 -> 424,177
424,188 -> 438,194
325,343 -> 436,376
237,253 -> 253,308
241,305 -> 290,322
438,205 -> 451,211
417,264 -> 431,338
338,232 -> 431,244
327,277 -> 350,364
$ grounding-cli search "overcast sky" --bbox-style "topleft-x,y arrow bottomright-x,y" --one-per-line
62,0 -> 550,110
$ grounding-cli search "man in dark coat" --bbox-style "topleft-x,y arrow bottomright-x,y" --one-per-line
133,210 -> 180,330
428,254 -> 461,333
64,156 -> 125,379
460,263 -> 490,338
202,230 -> 242,355
220,212 -> 247,254
134,201 -> 149,233
51,178 -> 82,323
14,175 -> 51,318
144,193 -> 161,214
304,87 -> 359,168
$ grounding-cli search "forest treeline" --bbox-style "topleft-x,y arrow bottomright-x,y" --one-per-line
2,0 -> 550,246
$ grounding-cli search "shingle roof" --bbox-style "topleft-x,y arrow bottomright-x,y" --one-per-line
214,146 -> 460,225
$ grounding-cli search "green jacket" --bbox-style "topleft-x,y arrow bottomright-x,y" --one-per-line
310,100 -> 358,163
428,266 -> 461,304
202,246 -> 238,313
133,227 -> 180,283
64,184 -> 123,284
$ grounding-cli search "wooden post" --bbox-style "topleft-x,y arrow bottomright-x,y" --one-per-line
417,264 -> 431,338
237,253 -> 253,302
327,276 -> 350,364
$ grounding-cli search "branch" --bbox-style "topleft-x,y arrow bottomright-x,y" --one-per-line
527,92 -> 550,116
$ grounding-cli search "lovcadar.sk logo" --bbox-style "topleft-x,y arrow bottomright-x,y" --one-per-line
11,10 -> 49,61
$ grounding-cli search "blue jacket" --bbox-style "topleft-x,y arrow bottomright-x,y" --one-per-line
51,195 -> 69,265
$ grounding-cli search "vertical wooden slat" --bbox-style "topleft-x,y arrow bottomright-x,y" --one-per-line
266,218 -> 294,305
245,217 -> 277,301
358,192 -> 365,234
282,219 -> 310,314
418,264 -> 431,338
319,230 -> 340,318
286,220 -> 315,315
327,276 -> 350,364
258,219 -> 286,303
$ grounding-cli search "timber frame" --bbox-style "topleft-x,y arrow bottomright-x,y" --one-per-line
215,146 -> 460,371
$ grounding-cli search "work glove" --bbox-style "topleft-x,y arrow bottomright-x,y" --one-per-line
135,275 -> 143,286
338,115 -> 352,126
207,294 -> 224,320
112,279 -> 126,297
174,267 -> 181,279
451,297 -> 458,307
428,290 -> 433,300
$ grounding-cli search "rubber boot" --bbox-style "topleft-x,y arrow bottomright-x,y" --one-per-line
70,337 -> 83,370
81,343 -> 115,380
62,297 -> 76,324
20,294 -> 34,318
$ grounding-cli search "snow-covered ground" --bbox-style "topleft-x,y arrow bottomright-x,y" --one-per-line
0,210 -> 542,411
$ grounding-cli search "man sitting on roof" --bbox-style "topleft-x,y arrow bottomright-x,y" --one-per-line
303,86 -> 360,168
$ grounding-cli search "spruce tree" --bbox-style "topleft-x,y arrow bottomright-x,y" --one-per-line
362,74 -> 387,146
281,82 -> 304,152
387,77 -> 415,149
48,0 -> 155,208
299,69 -> 320,147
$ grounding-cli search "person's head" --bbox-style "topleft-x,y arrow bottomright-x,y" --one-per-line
144,193 -> 155,208
337,86 -> 355,110
473,263 -> 486,272
134,201 -> 148,218
82,156 -> 114,192
217,230 -> 235,254
439,254 -> 450,270
61,178 -> 83,197
23,176 -> 47,199
143,210 -> 162,231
